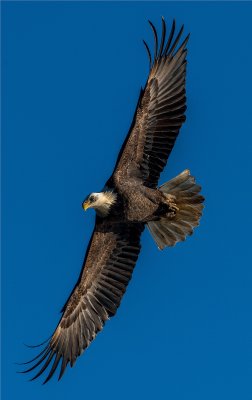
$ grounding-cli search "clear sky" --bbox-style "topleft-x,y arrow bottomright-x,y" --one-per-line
2,1 -> 252,399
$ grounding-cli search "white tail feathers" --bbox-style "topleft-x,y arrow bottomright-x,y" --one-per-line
147,170 -> 204,250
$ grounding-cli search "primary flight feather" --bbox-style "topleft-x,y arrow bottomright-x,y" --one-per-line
21,17 -> 204,383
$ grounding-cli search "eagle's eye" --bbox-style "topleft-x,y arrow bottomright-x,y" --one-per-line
89,195 -> 95,202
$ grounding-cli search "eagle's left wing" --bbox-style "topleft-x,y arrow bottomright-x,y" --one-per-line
21,219 -> 144,383
107,18 -> 189,190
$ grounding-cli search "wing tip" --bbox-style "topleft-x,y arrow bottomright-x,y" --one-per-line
144,17 -> 189,66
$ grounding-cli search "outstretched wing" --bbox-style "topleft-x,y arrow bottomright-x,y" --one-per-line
21,219 -> 144,383
108,18 -> 189,190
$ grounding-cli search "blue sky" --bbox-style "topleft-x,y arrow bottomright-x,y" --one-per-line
2,1 -> 252,399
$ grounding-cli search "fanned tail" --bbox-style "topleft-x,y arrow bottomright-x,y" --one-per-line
147,170 -> 204,250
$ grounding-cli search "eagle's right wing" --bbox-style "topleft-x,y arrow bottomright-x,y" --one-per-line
21,219 -> 143,383
108,18 -> 189,190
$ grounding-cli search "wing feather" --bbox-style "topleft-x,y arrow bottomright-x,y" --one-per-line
164,19 -> 175,55
158,17 -> 166,59
148,20 -> 158,60
143,40 -> 152,68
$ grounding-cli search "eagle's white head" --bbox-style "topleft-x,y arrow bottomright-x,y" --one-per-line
82,191 -> 117,217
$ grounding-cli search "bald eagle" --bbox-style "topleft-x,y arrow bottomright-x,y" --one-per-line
21,18 -> 204,383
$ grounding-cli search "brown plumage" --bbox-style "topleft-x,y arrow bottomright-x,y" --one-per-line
20,17 -> 204,383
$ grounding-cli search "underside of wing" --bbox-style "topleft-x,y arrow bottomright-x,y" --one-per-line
111,18 -> 189,189
21,220 -> 144,383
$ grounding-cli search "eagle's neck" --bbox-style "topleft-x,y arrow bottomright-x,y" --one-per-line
93,191 -> 117,217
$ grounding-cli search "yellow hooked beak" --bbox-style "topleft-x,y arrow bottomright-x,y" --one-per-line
82,200 -> 91,211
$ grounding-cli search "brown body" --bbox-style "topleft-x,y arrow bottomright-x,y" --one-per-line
109,185 -> 168,222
